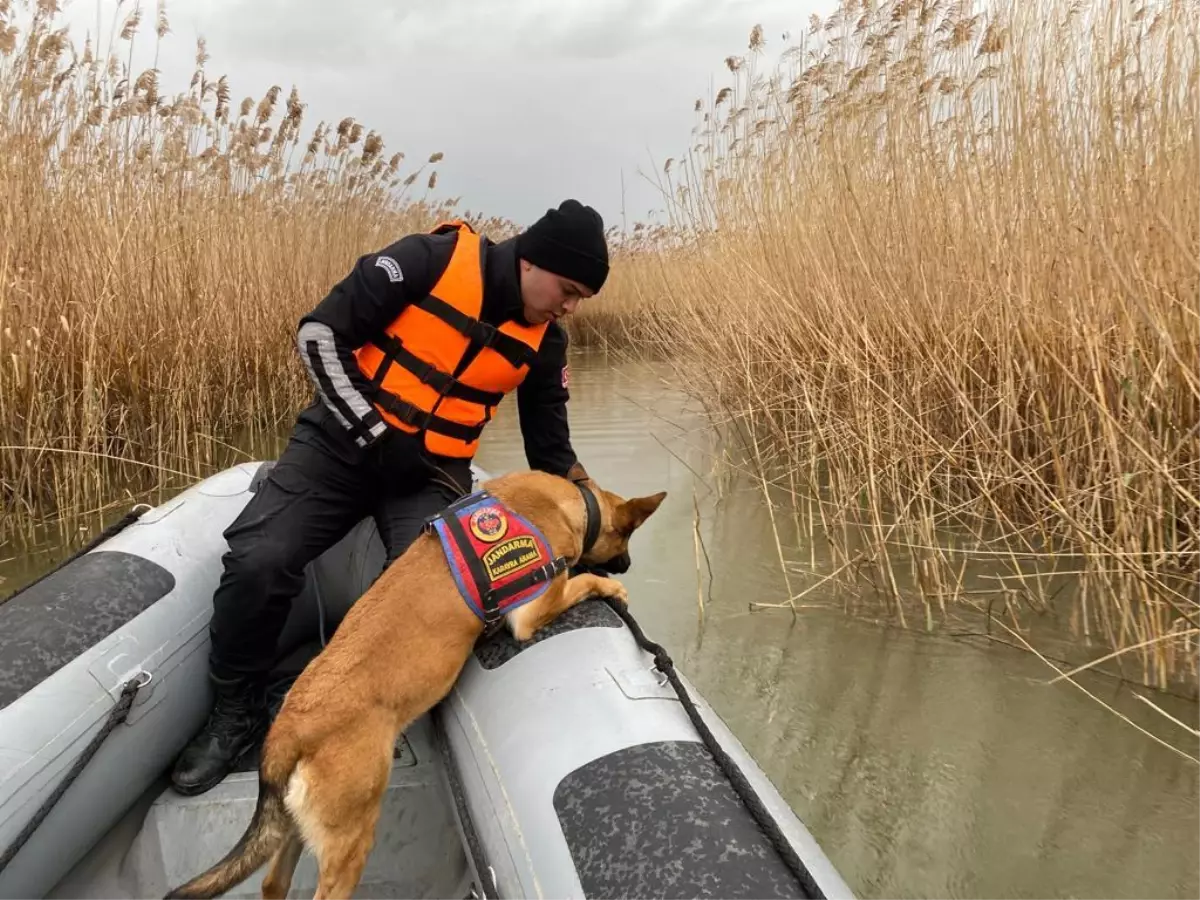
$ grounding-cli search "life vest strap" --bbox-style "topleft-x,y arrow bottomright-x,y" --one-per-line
371,334 -> 505,407
375,393 -> 487,443
416,295 -> 539,370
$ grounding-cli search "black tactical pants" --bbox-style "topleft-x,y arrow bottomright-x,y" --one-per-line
206,404 -> 472,681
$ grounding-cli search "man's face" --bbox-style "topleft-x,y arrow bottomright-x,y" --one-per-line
518,259 -> 594,324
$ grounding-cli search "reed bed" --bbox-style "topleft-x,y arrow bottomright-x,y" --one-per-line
0,0 -> 516,545
2,0 -> 1197,696
572,0 -> 1199,693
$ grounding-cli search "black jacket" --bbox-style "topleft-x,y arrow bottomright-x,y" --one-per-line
294,229 -> 580,478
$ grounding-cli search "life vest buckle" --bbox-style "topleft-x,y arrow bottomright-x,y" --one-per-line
378,394 -> 432,431
465,319 -> 498,349
409,356 -> 447,391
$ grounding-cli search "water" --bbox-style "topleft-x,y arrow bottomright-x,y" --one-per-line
475,353 -> 1200,900
2,351 -> 1197,898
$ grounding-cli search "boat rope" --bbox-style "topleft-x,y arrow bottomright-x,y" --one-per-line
0,504 -> 151,874
600,595 -> 827,900
435,587 -> 826,900
0,673 -> 149,876
1,504 -> 150,604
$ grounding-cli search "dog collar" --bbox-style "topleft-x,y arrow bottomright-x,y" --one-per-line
576,482 -> 601,558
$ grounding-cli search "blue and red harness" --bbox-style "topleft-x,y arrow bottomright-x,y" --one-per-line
424,489 -> 571,625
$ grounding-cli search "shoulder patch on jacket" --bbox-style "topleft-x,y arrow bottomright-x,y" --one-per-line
374,255 -> 403,283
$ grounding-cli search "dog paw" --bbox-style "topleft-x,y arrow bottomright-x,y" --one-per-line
605,581 -> 629,605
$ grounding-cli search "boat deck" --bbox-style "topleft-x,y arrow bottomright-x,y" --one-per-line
46,713 -> 470,899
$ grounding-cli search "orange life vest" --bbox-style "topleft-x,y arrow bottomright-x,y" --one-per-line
352,220 -> 549,458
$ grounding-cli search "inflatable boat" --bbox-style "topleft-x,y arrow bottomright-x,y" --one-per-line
0,460 -> 854,899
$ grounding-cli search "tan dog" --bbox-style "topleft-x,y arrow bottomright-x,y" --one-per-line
164,469 -> 666,900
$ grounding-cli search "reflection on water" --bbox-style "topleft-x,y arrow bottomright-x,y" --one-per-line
1,351 -> 1196,898
477,352 -> 1200,900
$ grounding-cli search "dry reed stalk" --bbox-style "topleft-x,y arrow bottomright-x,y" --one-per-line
692,483 -> 705,623
570,0 -> 1200,694
0,1 -> 523,550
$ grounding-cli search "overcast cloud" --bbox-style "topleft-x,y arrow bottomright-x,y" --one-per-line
58,0 -> 822,229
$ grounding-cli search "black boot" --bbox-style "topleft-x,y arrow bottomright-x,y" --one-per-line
170,672 -> 267,795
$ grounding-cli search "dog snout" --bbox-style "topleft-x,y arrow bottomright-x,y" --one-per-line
605,551 -> 631,574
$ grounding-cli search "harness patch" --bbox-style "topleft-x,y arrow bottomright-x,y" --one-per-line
374,255 -> 404,283
469,506 -> 507,542
483,535 -> 543,580
425,491 -> 569,624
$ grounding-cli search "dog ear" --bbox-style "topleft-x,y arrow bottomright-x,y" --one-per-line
618,491 -> 667,533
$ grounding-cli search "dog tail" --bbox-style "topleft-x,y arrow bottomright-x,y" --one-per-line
163,732 -> 301,899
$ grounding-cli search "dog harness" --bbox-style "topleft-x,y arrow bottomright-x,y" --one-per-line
424,482 -> 602,626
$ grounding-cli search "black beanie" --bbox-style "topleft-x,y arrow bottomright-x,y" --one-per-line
516,199 -> 609,293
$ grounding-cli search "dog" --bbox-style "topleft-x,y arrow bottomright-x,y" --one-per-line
164,469 -> 666,900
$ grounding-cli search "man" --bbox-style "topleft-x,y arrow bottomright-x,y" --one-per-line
170,199 -> 609,795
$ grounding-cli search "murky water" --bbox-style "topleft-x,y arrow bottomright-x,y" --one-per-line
475,353 -> 1200,900
2,351 -> 1197,898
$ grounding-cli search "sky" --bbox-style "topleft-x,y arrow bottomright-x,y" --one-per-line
51,0 -> 826,230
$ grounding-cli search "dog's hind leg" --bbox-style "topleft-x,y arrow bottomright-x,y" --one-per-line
310,811 -> 381,900
260,831 -> 303,900
293,720 -> 393,900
